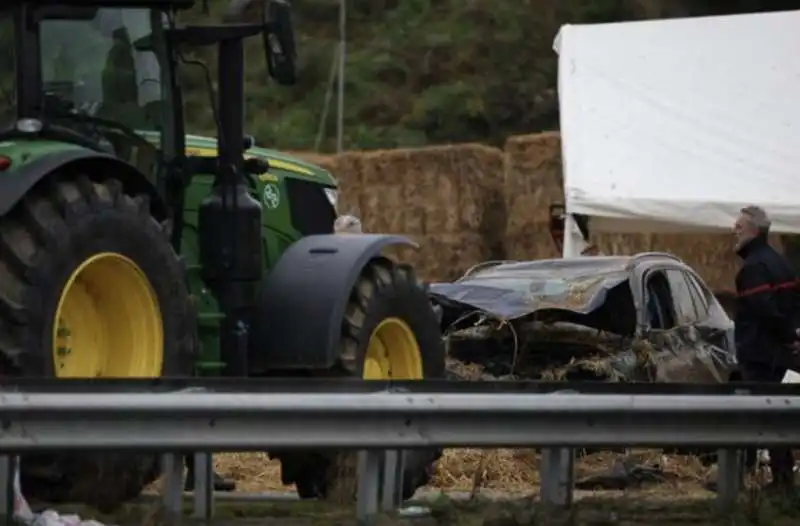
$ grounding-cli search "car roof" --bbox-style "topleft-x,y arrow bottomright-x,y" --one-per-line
464,252 -> 689,281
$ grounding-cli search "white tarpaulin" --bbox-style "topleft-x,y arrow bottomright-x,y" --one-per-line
554,10 -> 800,235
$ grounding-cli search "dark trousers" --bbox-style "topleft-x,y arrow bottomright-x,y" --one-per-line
740,360 -> 795,485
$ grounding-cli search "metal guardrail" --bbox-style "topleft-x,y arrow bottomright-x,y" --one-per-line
3,377 -> 800,394
1,388 -> 799,522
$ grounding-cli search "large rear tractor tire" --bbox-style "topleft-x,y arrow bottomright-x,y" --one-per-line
278,257 -> 445,502
0,174 -> 195,511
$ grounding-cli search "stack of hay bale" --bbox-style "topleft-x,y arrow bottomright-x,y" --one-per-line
332,145 -> 506,281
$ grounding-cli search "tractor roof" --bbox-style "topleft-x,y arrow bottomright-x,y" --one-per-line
5,0 -> 195,9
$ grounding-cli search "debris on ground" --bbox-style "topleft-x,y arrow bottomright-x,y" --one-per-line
12,458 -> 112,526
575,457 -> 674,491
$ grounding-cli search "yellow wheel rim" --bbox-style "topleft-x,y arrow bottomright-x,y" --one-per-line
363,317 -> 423,380
52,252 -> 163,378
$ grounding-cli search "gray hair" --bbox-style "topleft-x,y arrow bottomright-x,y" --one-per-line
740,205 -> 771,233
334,214 -> 363,234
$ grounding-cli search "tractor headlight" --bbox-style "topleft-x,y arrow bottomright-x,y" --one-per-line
16,118 -> 43,133
323,187 -> 338,211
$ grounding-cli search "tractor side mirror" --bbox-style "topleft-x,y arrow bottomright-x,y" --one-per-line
225,0 -> 297,86
264,0 -> 296,85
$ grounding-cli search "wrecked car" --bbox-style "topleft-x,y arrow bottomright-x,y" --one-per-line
430,253 -> 738,384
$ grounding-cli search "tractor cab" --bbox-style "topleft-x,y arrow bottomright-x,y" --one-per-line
0,1 -> 189,166
0,0 -> 295,170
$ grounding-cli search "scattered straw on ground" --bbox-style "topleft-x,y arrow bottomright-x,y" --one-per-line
213,449 -> 712,494
214,453 -> 291,492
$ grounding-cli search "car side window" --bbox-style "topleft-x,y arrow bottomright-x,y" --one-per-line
665,269 -> 699,324
683,271 -> 710,320
644,270 -> 676,330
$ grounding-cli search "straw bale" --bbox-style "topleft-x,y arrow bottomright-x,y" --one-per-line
338,145 -> 504,239
503,132 -> 563,261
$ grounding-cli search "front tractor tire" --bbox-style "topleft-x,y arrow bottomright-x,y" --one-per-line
0,174 -> 195,511
279,257 -> 445,502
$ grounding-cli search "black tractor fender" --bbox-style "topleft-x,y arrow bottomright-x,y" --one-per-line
249,233 -> 419,371
0,148 -> 167,219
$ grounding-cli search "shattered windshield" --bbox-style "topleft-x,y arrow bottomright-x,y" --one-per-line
432,259 -> 632,321
39,8 -> 166,134
465,273 -> 604,299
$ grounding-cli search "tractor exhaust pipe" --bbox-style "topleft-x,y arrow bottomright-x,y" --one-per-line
216,38 -> 245,175
197,15 -> 265,377
197,0 -> 296,375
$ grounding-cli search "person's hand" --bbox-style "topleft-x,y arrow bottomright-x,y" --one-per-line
791,340 -> 800,354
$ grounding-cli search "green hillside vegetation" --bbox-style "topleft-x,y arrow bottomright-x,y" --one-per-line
181,0 -> 800,152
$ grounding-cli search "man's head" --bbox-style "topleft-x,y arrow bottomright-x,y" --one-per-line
334,214 -> 363,234
734,205 -> 771,251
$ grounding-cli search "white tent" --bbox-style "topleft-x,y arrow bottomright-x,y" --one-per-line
554,10 -> 800,258
553,11 -> 800,382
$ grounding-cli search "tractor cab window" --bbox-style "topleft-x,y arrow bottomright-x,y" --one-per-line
39,8 -> 167,137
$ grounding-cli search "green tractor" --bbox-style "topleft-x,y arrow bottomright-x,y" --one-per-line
0,0 -> 444,511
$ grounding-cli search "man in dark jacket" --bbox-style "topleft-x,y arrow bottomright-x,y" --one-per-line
734,205 -> 799,490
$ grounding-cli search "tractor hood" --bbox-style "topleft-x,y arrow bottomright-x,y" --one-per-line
429,257 -> 631,325
184,134 -> 337,187
137,131 -> 337,187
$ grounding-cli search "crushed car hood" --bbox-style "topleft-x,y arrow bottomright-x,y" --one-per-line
428,257 -> 631,321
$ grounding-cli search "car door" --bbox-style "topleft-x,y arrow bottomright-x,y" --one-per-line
637,266 -> 691,382
681,269 -> 737,379
662,268 -> 729,383
638,266 -> 721,383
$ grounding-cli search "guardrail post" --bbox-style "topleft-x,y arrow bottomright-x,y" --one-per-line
380,449 -> 404,511
355,449 -> 406,522
0,455 -> 12,525
715,448 -> 742,511
161,453 -> 184,518
356,450 -> 386,523
192,453 -> 214,519
540,447 -> 574,507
